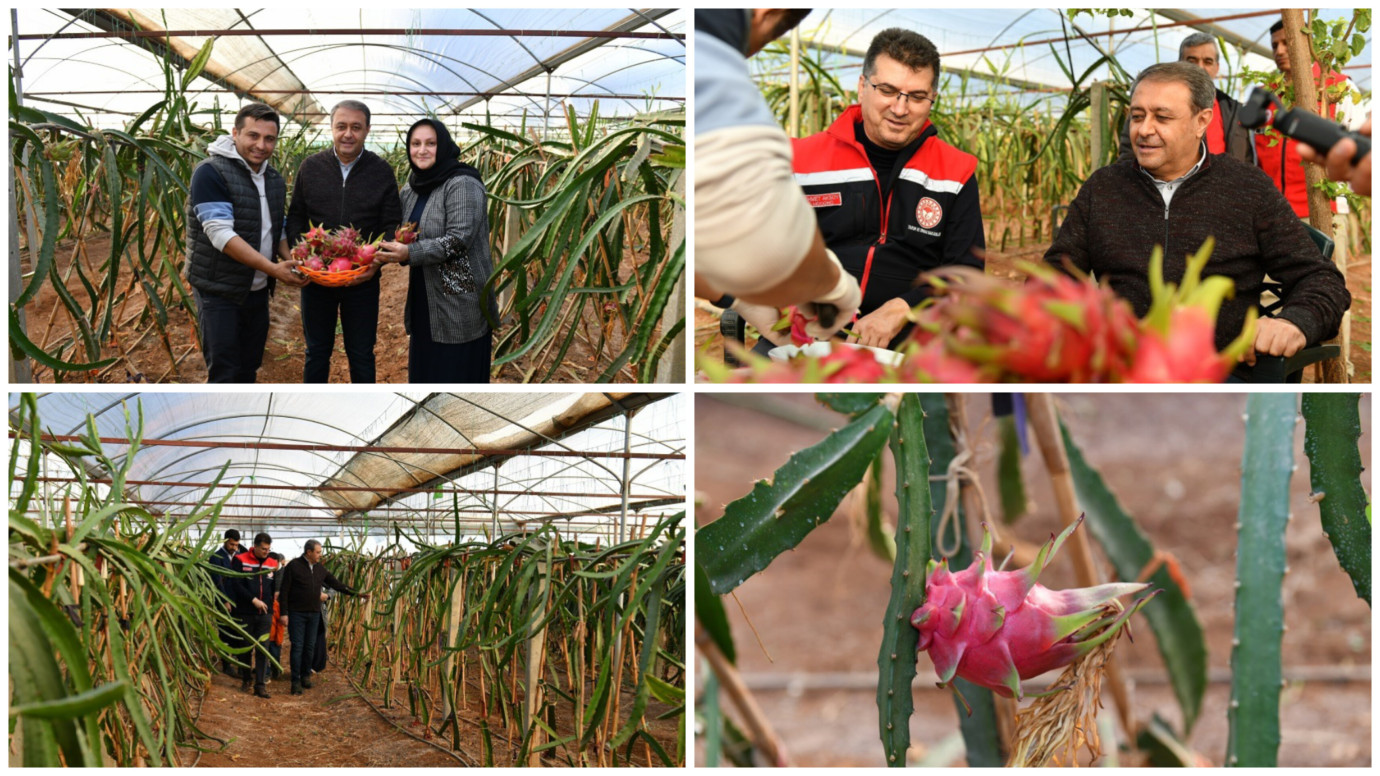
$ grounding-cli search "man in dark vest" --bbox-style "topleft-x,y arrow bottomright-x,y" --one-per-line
286,100 -> 402,383
208,528 -> 241,675
186,103 -> 308,383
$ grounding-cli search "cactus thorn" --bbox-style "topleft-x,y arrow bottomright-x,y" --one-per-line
903,570 -> 910,578
887,723 -> 894,731
1230,699 -> 1239,709
890,653 -> 897,660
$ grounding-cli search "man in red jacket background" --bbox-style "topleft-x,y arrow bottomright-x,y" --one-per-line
792,28 -> 985,350
1255,19 -> 1352,218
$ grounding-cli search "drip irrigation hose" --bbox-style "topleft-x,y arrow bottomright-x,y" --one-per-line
342,671 -> 477,766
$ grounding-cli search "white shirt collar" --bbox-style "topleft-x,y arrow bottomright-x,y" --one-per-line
1140,141 -> 1207,206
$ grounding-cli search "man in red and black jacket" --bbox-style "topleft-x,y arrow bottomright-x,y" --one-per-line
792,28 -> 985,350
230,532 -> 280,698
1256,19 -> 1352,218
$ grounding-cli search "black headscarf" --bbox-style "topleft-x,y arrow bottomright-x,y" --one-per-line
405,118 -> 480,195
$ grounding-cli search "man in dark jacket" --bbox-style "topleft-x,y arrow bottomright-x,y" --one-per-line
792,28 -> 985,350
185,104 -> 308,383
277,540 -> 368,695
1048,62 -> 1350,380
285,100 -> 402,383
208,529 -> 241,675
230,532 -> 280,698
1116,33 -> 1255,165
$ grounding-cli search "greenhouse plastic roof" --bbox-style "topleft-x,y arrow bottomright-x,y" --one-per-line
8,392 -> 685,545
11,8 -> 686,134
752,8 -> 1371,110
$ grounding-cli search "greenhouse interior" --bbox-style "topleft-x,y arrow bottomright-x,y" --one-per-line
695,8 -> 1371,384
9,8 -> 686,384
9,391 -> 687,766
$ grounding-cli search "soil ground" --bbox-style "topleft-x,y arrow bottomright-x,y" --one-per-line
20,233 -> 652,383
180,638 -> 679,767
694,393 -> 1372,767
693,244 -> 1373,384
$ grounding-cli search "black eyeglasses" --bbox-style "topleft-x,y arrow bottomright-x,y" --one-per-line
866,77 -> 935,106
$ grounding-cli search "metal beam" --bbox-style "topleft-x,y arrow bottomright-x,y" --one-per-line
447,9 -> 680,117
1153,8 -> 1273,60
20,432 -> 683,460
22,476 -> 670,499
20,27 -> 683,41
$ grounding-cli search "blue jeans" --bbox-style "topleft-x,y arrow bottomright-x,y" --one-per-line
300,278 -> 379,383
287,611 -> 322,683
193,286 -> 270,383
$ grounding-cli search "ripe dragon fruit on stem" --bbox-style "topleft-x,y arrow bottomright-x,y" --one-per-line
911,516 -> 1158,702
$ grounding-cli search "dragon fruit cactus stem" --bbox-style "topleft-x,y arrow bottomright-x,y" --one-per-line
911,516 -> 1159,702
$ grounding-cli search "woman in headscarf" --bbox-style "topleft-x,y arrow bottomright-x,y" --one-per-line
376,118 -> 497,382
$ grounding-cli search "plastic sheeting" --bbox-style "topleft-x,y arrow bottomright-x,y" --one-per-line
7,392 -> 685,544
755,8 -> 1370,110
11,8 -> 686,133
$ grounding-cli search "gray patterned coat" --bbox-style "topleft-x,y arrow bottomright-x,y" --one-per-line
399,174 -> 498,344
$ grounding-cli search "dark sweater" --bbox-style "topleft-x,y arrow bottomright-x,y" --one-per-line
285,149 -> 402,246
277,555 -> 360,613
1045,153 -> 1350,352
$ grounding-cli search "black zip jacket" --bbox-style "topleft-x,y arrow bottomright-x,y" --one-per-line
285,149 -> 402,248
277,555 -> 360,613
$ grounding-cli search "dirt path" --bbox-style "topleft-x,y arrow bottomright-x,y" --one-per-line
180,662 -> 462,767
694,393 -> 1371,767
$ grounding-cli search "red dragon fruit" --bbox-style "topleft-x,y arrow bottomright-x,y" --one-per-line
328,257 -> 354,273
395,222 -> 419,245
1127,305 -> 1232,382
912,516 -> 1157,701
304,257 -> 326,271
302,224 -> 330,249
355,243 -> 378,266
290,241 -> 312,262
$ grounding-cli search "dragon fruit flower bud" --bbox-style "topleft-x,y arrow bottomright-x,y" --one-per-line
911,515 -> 1157,700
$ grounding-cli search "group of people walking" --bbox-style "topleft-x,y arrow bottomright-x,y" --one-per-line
209,530 -> 368,699
186,100 -> 497,384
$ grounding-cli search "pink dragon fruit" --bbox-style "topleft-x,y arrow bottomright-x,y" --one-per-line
355,243 -> 378,266
912,516 -> 1157,700
328,257 -> 354,273
304,257 -> 326,271
290,241 -> 312,262
302,224 -> 330,249
394,222 -> 419,245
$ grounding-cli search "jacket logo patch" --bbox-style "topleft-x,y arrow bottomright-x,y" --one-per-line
806,192 -> 843,208
916,197 -> 943,229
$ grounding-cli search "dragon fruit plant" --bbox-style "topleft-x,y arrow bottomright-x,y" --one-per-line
912,516 -> 1158,703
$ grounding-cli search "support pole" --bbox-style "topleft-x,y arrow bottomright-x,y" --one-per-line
524,549 -> 549,766
654,171 -> 686,383
1024,394 -> 1136,742
491,466 -> 500,540
544,69 -> 553,140
1281,9 -> 1347,384
1090,81 -> 1108,167
788,27 -> 801,138
619,411 -> 632,545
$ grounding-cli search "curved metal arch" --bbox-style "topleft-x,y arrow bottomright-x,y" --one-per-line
238,41 -> 491,106
469,9 -> 545,70
625,10 -> 686,49
139,464 -> 312,505
140,446 -> 378,499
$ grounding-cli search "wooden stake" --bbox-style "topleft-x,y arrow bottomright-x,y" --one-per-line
1024,393 -> 1136,743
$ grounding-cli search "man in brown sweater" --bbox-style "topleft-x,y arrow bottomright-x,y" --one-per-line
1047,62 -> 1350,377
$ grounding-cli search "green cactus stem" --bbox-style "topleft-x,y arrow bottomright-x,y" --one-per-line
699,401 -> 897,595
1301,393 -> 1370,606
1226,394 -> 1294,767
877,394 -> 931,767
920,393 -> 1004,766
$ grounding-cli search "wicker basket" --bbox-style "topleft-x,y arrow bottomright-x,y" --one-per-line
298,263 -> 372,287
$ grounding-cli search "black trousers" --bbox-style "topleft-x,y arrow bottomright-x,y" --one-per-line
237,612 -> 273,687
300,277 -> 379,383
194,286 -> 270,383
